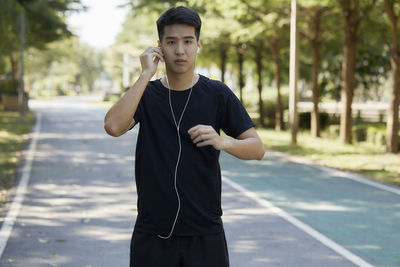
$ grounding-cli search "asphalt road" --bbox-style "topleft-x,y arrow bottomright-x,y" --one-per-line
0,95 -> 399,267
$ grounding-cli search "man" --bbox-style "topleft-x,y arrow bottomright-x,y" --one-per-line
104,6 -> 265,267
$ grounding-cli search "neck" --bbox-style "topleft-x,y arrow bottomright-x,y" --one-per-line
165,69 -> 197,91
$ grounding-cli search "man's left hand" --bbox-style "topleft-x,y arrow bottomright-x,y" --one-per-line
188,125 -> 228,150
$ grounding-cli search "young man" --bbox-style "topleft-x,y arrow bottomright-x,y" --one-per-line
104,6 -> 265,267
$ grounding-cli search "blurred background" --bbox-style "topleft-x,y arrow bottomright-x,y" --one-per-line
1,0 -> 399,192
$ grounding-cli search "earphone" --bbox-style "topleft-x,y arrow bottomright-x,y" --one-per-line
197,47 -> 200,54
158,61 -> 195,240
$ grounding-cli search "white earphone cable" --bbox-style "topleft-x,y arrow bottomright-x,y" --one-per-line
157,73 -> 194,239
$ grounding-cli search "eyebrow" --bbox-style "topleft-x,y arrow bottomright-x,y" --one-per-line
165,36 -> 195,40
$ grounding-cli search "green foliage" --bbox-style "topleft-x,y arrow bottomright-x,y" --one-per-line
0,79 -> 19,95
0,112 -> 35,191
298,112 -> 330,130
104,9 -> 159,91
327,124 -> 340,139
0,0 -> 22,56
259,94 -> 289,128
26,37 -> 103,97
0,0 -> 83,55
327,122 -> 399,145
353,125 -> 368,142
366,125 -> 386,146
0,0 -> 84,92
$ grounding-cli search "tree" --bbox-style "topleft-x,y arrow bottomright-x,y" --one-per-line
235,42 -> 246,103
253,39 -> 266,127
237,0 -> 290,130
106,8 -> 159,90
0,1 -> 24,81
298,1 -> 332,138
384,0 -> 400,153
0,0 -> 84,93
24,36 -> 103,97
338,0 -> 377,144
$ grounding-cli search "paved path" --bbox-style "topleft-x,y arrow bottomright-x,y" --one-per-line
0,95 -> 399,266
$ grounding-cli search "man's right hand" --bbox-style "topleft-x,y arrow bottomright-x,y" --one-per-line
140,47 -> 164,77
105,47 -> 163,137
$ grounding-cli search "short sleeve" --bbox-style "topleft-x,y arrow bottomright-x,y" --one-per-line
221,90 -> 255,138
133,99 -> 143,125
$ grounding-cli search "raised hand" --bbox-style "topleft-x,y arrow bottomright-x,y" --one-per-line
140,47 -> 164,77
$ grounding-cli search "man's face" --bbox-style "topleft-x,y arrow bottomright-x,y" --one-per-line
159,24 -> 200,75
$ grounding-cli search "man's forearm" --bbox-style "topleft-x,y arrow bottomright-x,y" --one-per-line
222,136 -> 265,160
104,72 -> 152,137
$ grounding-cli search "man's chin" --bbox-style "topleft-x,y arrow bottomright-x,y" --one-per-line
168,65 -> 194,75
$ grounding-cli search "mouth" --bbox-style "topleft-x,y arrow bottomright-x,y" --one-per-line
174,59 -> 186,65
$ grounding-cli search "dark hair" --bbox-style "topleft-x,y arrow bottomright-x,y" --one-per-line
156,6 -> 202,41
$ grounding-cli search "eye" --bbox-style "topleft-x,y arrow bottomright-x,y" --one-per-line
185,40 -> 193,44
167,40 -> 175,45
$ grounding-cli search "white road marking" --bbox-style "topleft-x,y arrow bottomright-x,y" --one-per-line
0,113 -> 42,258
222,176 -> 374,267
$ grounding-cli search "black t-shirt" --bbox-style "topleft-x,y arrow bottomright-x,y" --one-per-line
132,74 -> 255,236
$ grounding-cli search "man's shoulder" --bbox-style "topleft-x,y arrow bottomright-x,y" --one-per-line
198,75 -> 231,94
147,79 -> 161,89
142,79 -> 162,96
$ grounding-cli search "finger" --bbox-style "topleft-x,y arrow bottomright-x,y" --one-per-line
189,126 -> 211,138
188,127 -> 199,136
188,124 -> 206,134
192,133 -> 214,144
153,51 -> 164,61
196,139 -> 213,147
153,57 -> 160,66
152,52 -> 164,62
190,129 -> 208,140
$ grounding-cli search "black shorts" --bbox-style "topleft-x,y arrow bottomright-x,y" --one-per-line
130,231 -> 230,267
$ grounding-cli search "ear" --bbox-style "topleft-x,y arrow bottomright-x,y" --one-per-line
197,40 -> 201,54
158,40 -> 162,49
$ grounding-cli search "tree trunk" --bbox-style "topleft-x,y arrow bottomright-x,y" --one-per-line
269,39 -> 283,131
220,47 -> 227,83
385,0 -> 400,153
9,53 -> 18,81
386,63 -> 400,153
237,47 -> 245,104
340,10 -> 359,144
310,41 -> 321,137
310,8 -> 323,138
255,47 -> 264,127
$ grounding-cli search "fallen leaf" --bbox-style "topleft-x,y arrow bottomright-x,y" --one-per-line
38,238 -> 50,244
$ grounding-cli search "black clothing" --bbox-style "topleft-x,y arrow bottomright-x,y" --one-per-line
130,231 -> 230,267
132,74 -> 254,236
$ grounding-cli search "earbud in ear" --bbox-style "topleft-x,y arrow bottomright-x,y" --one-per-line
197,47 -> 200,54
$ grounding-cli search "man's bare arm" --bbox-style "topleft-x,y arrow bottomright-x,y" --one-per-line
104,47 -> 164,137
104,73 -> 151,137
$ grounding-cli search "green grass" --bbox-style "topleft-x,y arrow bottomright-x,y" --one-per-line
258,128 -> 400,187
0,112 -> 35,202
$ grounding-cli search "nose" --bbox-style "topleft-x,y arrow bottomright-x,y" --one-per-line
175,42 -> 184,55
